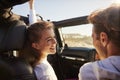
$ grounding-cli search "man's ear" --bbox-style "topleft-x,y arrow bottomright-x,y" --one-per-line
32,43 -> 40,50
100,32 -> 109,47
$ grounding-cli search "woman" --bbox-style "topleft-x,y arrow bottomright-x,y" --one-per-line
20,21 -> 58,80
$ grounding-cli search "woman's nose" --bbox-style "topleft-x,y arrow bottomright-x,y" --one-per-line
53,38 -> 57,44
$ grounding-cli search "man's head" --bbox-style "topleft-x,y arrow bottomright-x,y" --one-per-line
88,4 -> 120,59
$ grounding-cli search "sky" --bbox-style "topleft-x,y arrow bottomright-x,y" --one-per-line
12,0 -> 114,21
12,0 -> 115,36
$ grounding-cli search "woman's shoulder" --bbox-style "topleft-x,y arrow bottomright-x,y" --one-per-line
34,63 -> 50,77
34,62 -> 57,80
35,62 -> 49,71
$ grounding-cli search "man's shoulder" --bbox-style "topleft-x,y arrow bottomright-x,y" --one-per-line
78,62 -> 97,79
80,61 -> 96,73
81,62 -> 95,68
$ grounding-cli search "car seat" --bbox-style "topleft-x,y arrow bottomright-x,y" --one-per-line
0,15 -> 36,80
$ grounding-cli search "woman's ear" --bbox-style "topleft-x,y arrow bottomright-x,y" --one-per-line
100,32 -> 109,47
32,43 -> 40,50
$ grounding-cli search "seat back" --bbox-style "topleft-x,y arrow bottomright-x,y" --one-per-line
0,19 -> 36,80
0,59 -> 14,80
0,20 -> 26,52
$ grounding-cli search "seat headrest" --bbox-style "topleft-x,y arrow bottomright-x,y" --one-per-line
0,20 -> 27,52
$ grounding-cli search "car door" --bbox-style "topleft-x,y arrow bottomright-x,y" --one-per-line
48,16 -> 96,80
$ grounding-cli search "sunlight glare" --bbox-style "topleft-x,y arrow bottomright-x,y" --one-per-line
112,0 -> 120,4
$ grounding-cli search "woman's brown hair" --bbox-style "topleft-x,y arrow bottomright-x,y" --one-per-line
19,21 -> 54,67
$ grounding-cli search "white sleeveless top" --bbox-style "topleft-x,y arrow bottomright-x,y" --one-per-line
34,58 -> 58,80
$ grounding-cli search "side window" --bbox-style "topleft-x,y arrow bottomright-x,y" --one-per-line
59,24 -> 93,48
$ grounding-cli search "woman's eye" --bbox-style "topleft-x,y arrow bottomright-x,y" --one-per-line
47,38 -> 52,42
46,36 -> 56,42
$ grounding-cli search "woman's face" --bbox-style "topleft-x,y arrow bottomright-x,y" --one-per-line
33,29 -> 57,56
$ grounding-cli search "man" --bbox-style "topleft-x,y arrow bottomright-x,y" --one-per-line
78,3 -> 120,80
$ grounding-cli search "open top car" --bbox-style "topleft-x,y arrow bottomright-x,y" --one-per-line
0,0 -> 114,80
0,11 -> 96,80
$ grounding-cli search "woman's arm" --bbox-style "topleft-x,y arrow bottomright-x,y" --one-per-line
28,0 -> 37,25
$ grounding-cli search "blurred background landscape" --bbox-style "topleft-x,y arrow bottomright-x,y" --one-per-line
63,33 -> 93,48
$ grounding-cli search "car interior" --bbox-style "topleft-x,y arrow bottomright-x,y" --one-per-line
0,10 -> 37,80
48,16 -> 96,80
0,1 -> 97,80
0,11 -> 97,80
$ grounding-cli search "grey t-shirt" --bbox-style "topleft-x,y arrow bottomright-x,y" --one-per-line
78,56 -> 120,80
